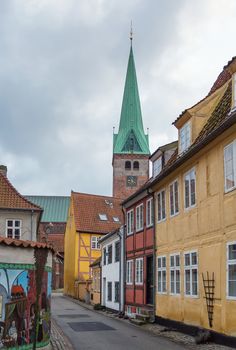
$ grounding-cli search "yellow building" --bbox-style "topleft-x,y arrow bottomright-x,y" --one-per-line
150,57 -> 236,337
64,191 -> 122,299
90,257 -> 101,306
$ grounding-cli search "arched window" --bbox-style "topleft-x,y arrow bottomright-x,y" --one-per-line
133,161 -> 139,170
125,161 -> 131,170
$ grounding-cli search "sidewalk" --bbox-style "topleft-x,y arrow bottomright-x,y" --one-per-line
51,317 -> 74,350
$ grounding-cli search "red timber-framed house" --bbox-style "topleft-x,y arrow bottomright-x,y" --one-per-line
122,141 -> 177,319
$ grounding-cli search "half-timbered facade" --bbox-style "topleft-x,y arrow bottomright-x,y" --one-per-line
64,192 -> 123,300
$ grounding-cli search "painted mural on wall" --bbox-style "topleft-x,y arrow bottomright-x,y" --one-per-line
0,263 -> 52,349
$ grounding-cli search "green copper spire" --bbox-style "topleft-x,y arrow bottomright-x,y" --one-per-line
113,43 -> 150,155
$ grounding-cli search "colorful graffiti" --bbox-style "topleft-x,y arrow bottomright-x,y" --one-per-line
0,263 -> 51,349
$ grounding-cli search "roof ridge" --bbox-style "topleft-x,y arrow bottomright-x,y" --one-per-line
0,173 -> 42,211
71,191 -> 121,201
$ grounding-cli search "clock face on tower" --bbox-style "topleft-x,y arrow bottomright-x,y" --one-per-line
126,175 -> 137,187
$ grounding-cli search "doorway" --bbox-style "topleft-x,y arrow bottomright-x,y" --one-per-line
146,256 -> 154,305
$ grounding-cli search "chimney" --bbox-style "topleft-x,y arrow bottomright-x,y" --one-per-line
0,165 -> 7,176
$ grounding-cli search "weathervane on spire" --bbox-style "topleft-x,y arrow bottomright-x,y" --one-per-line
130,21 -> 133,44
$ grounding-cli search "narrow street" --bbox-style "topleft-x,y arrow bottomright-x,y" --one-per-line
51,294 -> 186,350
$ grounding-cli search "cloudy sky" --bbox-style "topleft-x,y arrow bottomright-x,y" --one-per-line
1,0 -> 235,196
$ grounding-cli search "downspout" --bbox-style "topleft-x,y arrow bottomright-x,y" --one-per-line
148,188 -> 156,321
122,206 -> 127,314
31,210 -> 34,241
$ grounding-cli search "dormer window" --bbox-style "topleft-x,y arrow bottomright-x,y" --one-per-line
179,121 -> 191,154
153,157 -> 162,177
99,214 -> 108,221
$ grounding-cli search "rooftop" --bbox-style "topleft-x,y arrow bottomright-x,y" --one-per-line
0,172 -> 42,212
25,195 -> 70,222
72,192 -> 123,234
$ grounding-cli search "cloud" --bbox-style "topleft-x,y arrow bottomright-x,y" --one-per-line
0,0 -> 235,196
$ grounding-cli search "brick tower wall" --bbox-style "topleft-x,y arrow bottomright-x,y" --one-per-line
113,154 -> 149,200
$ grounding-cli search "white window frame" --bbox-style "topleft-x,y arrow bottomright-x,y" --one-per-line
6,219 -> 22,239
157,190 -> 166,222
136,203 -> 143,232
126,260 -> 133,285
157,256 -> 167,294
91,236 -> 100,250
153,157 -> 162,177
179,121 -> 191,154
170,253 -> 180,295
227,241 -> 236,300
184,168 -> 196,209
146,198 -> 154,227
224,140 -> 236,192
127,209 -> 134,235
135,258 -> 143,285
184,250 -> 198,297
169,180 -> 179,217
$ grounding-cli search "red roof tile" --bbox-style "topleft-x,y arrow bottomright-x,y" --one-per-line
0,236 -> 54,251
72,192 -> 123,234
0,173 -> 42,211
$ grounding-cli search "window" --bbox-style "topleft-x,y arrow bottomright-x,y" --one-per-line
184,251 -> 198,296
6,220 -> 21,239
224,140 -> 236,192
133,161 -> 139,170
103,248 -> 106,265
135,258 -> 143,285
153,157 -> 162,177
108,245 -> 112,264
115,282 -> 120,303
113,216 -> 120,222
107,282 -> 112,301
170,180 -> 179,216
227,242 -> 236,298
146,198 -> 154,227
125,161 -> 131,170
184,168 -> 196,209
136,204 -> 143,231
170,254 -> 180,295
157,256 -> 167,293
99,214 -> 108,221
179,121 -> 191,153
126,260 -> 133,284
115,241 -> 120,262
157,190 -> 166,222
91,236 -> 100,250
127,209 -> 134,235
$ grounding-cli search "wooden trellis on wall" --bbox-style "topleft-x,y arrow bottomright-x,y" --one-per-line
202,272 -> 215,328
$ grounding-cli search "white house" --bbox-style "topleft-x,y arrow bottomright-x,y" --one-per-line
100,227 -> 124,312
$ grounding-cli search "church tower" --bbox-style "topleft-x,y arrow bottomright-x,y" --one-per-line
113,37 -> 150,199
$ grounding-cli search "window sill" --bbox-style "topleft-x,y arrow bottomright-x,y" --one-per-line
136,228 -> 144,233
170,212 -> 179,218
184,294 -> 199,298
157,218 -> 166,224
226,296 -> 236,300
126,282 -> 133,286
170,293 -> 181,296
184,204 -> 196,212
127,232 -> 134,236
146,224 -> 153,228
157,292 -> 167,295
224,186 -> 236,194
135,282 -> 143,286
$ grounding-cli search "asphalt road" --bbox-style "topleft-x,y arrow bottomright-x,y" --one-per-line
52,294 -> 186,350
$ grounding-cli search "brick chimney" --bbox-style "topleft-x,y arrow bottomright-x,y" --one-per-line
0,165 -> 7,176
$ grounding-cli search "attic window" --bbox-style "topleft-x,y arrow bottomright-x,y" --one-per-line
99,214 -> 108,221
179,121 -> 191,154
113,217 -> 120,222
153,157 -> 162,177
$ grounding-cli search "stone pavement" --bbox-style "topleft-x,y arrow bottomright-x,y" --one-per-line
51,317 -> 74,350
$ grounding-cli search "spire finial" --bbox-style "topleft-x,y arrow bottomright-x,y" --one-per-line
130,21 -> 133,44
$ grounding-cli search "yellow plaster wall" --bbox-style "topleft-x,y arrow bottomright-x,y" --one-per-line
64,199 -> 78,297
153,127 -> 236,336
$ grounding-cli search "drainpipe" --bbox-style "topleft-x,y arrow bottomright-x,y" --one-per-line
117,225 -> 125,313
148,188 -> 156,321
31,210 -> 34,241
122,206 -> 127,314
